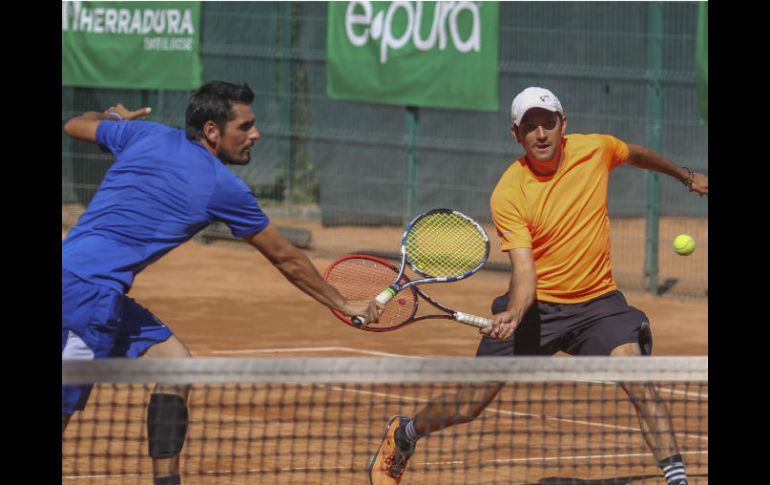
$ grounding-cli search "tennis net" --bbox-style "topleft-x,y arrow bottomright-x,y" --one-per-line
62,356 -> 708,484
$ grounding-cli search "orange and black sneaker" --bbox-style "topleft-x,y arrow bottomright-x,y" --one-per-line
368,416 -> 415,485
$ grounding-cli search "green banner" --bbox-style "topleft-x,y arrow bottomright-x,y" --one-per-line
62,1 -> 202,90
326,1 -> 499,111
696,2 -> 708,125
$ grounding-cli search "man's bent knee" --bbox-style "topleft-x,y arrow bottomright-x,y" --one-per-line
610,342 -> 642,357
141,335 -> 192,358
142,335 -> 191,358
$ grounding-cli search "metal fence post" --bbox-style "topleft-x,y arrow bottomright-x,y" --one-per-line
405,106 -> 419,224
279,2 -> 293,205
644,2 -> 664,294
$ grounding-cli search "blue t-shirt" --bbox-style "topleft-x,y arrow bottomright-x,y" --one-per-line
62,120 -> 270,292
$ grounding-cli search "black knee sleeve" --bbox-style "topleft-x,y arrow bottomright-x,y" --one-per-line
154,474 -> 181,485
639,320 -> 652,355
147,393 -> 188,459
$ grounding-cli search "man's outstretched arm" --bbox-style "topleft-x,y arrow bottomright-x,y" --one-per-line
244,223 -> 382,322
626,143 -> 708,196
64,103 -> 152,143
481,247 -> 537,341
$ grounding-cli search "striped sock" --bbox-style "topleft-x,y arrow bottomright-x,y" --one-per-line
403,417 -> 422,442
658,454 -> 688,485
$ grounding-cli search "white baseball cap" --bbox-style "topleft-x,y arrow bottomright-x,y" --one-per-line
510,87 -> 564,126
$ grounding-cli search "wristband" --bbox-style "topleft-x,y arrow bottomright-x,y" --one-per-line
681,167 -> 694,190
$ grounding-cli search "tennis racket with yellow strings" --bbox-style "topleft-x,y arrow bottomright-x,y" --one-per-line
325,208 -> 492,330
324,254 -> 492,331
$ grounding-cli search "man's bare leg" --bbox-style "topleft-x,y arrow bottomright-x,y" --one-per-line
368,380 -> 504,483
611,342 -> 688,484
411,382 -> 504,437
141,336 -> 192,485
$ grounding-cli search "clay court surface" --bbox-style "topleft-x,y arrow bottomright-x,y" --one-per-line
61,223 -> 708,484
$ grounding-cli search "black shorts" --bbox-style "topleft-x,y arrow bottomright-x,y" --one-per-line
476,290 -> 652,357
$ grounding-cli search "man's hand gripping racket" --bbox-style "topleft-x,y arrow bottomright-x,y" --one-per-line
323,209 -> 493,330
324,254 -> 493,330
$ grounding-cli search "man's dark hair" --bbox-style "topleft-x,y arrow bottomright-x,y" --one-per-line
185,81 -> 255,140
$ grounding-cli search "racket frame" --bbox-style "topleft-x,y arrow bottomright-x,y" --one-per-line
326,254 -> 492,331
353,208 -> 490,326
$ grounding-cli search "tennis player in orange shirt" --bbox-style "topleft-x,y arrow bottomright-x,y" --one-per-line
368,87 -> 707,485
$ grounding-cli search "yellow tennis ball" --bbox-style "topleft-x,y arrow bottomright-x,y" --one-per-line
673,234 -> 696,256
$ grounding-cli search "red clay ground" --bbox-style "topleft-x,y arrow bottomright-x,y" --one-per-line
62,228 -> 708,484
119,234 -> 706,358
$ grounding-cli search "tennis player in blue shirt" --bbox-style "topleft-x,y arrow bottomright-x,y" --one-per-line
62,81 -> 382,485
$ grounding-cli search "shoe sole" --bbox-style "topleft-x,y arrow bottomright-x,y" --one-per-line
367,415 -> 403,485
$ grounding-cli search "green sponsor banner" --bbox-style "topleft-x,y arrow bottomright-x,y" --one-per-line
696,2 -> 708,125
62,1 -> 202,90
326,1 -> 499,111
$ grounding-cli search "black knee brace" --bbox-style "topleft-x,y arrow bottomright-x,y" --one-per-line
154,474 -> 181,485
147,393 -> 188,459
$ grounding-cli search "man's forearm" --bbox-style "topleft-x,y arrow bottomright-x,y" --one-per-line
627,143 -> 707,196
273,251 -> 346,311
626,144 -> 691,184
78,111 -> 108,121
506,267 -> 536,323
64,112 -> 112,142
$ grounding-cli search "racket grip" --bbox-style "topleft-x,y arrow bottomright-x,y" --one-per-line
351,288 -> 396,327
454,312 -> 492,329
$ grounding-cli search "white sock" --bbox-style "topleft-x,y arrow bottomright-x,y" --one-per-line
659,454 -> 688,485
403,418 -> 421,442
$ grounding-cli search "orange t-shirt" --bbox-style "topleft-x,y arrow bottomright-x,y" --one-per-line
490,134 -> 629,304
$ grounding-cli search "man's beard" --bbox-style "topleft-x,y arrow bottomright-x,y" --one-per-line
220,149 -> 251,165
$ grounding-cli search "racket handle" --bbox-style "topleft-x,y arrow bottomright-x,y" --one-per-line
351,288 -> 396,327
454,312 -> 492,329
